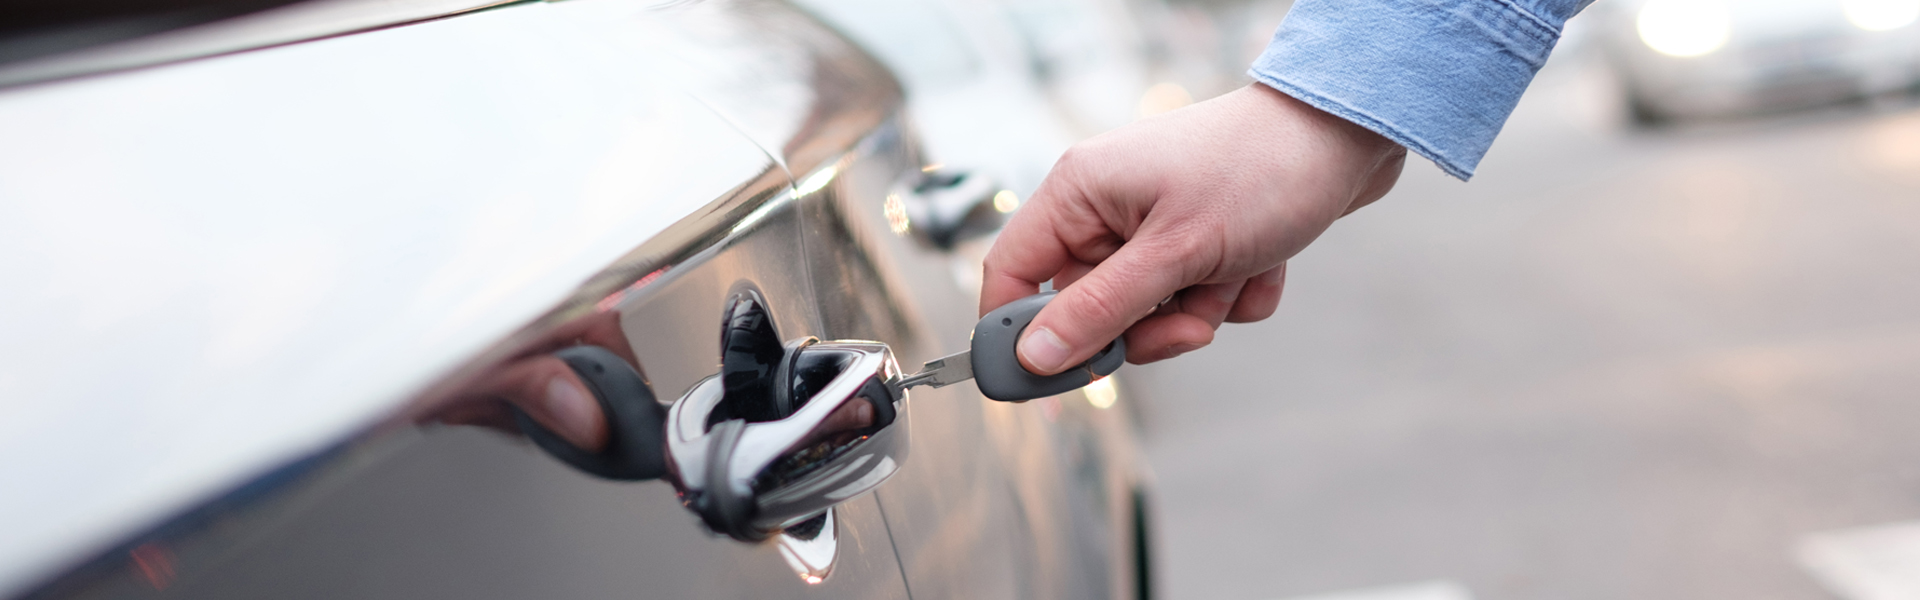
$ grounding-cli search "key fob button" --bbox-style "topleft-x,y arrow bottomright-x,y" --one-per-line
972,292 -> 1126,403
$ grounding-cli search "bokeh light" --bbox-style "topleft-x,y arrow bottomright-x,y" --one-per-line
1637,0 -> 1731,57
1843,0 -> 1920,30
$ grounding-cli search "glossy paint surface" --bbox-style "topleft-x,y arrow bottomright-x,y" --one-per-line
0,0 -> 776,591
1,0 -> 1149,597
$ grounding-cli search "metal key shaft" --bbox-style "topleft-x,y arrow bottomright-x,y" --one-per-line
897,351 -> 975,390
892,292 -> 1124,402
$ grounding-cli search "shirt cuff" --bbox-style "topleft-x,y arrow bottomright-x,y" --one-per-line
1248,0 -> 1566,180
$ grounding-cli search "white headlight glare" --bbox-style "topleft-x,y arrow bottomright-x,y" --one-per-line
1637,0 -> 1732,57
1843,0 -> 1920,30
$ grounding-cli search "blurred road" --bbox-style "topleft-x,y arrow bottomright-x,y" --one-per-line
1126,43 -> 1920,600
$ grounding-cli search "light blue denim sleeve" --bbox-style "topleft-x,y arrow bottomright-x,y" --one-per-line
1249,0 -> 1591,179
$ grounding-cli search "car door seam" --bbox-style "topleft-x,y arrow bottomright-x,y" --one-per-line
869,489 -> 917,600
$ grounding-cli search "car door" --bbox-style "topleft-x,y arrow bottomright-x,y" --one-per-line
721,4 -> 1150,599
0,1 -> 920,598
759,72 -> 1140,600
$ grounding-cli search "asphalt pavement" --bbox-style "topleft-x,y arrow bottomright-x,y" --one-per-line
1125,48 -> 1920,600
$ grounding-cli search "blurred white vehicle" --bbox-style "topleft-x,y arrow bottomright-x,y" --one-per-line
1595,0 -> 1920,123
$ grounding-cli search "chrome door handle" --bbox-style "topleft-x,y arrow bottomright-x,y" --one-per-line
503,285 -> 912,548
666,339 -> 909,541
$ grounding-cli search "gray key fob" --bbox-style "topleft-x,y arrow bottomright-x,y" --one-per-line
972,292 -> 1125,402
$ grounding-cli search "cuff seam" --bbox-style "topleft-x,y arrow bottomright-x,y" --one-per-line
1248,70 -> 1474,180
1489,0 -> 1562,44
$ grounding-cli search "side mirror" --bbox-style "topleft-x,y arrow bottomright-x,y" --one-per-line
896,168 -> 1012,249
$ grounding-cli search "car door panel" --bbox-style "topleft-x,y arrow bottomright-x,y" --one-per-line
4,1 -> 923,598
0,2 -> 783,590
130,431 -> 906,600
772,51 -> 1149,600
780,80 -> 1128,600
5,0 -> 1153,598
788,129 -> 1028,600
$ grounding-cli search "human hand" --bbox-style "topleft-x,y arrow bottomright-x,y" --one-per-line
980,83 -> 1407,374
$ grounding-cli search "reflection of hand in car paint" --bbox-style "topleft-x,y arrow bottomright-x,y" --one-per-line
821,396 -> 874,432
761,392 -> 883,488
427,311 -> 629,452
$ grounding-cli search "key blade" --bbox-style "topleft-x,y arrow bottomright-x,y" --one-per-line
900,350 -> 974,389
923,351 -> 974,387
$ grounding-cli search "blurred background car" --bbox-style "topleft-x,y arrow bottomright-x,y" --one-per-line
1594,0 -> 1920,124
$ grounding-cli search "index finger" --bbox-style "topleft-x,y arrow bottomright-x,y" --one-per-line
979,206 -> 1060,316
979,185 -> 1125,316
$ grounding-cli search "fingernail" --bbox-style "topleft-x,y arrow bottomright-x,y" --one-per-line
1168,342 -> 1205,358
1215,285 -> 1241,303
1019,327 -> 1072,374
542,378 -> 598,447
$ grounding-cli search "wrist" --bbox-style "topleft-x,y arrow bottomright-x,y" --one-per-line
1231,82 -> 1408,216
1243,82 -> 1401,161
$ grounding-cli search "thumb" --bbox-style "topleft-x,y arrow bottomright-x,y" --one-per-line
1018,237 -> 1198,374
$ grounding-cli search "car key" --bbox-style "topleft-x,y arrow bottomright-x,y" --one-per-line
897,291 -> 1125,402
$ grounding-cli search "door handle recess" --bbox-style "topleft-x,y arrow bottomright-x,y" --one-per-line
509,286 -> 909,557
511,345 -> 668,481
666,339 -> 908,541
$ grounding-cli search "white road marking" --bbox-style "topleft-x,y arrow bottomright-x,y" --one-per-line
1272,580 -> 1475,600
1797,520 -> 1920,600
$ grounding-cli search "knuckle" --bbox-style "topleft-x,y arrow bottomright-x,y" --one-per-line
1062,278 -> 1135,337
1146,230 -> 1218,282
1154,215 -> 1217,254
980,249 -> 1010,274
1225,309 -> 1270,324
1227,297 -> 1279,323
1055,143 -> 1095,169
1052,141 -> 1119,183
